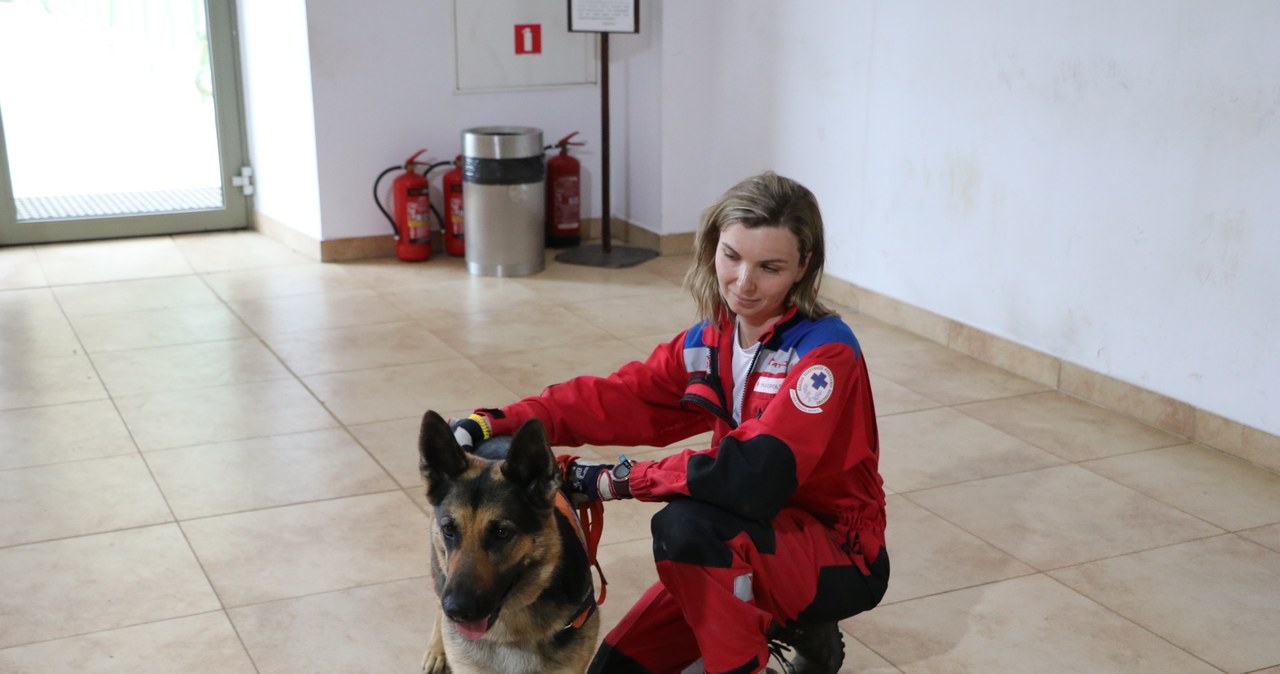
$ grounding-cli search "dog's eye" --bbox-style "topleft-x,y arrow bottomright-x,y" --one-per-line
492,525 -> 513,541
439,521 -> 458,539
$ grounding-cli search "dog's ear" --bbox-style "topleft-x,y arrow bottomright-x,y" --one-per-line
501,418 -> 559,507
419,410 -> 468,503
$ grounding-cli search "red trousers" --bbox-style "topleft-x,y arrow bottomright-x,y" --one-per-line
589,500 -> 888,674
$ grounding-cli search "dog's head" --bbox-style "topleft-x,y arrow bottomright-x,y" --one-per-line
417,410 -> 561,640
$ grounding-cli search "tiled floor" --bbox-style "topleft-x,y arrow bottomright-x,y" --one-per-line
2,230 -> 1279,674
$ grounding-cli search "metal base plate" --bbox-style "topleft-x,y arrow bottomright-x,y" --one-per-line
555,243 -> 659,269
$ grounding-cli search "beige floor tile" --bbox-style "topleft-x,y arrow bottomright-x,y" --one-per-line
870,373 -> 942,417
0,246 -> 47,289
512,261 -> 680,304
0,612 -> 256,674
622,332 -> 681,356
229,578 -> 433,674
0,353 -> 106,411
1239,522 -> 1280,553
598,498 -> 665,547
146,429 -> 397,519
0,286 -> 64,321
843,574 -> 1222,674
262,320 -> 462,376
301,359 -> 518,426
1051,535 -> 1280,674
906,465 -> 1223,570
877,407 -> 1064,492
956,391 -> 1184,461
34,237 -> 195,285
879,496 -> 1034,604
172,230 -> 314,272
0,524 -> 220,649
0,454 -> 172,547
637,253 -> 693,286
869,346 -> 1048,405
182,492 -> 431,607
201,262 -> 370,302
335,255 -> 469,289
566,289 -> 700,339
428,304 -> 615,357
226,288 -> 409,335
115,378 -> 337,451
91,338 -> 292,397
845,314 -> 939,357
482,339 -> 649,398
378,275 -> 549,319
52,276 -> 221,317
70,303 -> 254,353
405,485 -> 429,512
0,400 -> 137,470
348,416 -> 426,487
0,314 -> 83,361
593,537 -> 662,638
1082,444 -> 1280,531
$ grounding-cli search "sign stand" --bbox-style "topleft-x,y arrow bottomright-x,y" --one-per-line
557,0 -> 657,269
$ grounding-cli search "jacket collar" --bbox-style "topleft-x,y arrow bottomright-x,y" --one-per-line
709,305 -> 802,348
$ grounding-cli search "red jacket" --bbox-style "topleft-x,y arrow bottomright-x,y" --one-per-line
480,306 -> 886,571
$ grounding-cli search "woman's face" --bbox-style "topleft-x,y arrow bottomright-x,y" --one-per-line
715,222 -> 808,329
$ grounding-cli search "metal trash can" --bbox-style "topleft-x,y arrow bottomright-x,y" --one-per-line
462,126 -> 545,277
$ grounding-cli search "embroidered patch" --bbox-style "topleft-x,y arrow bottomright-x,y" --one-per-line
790,365 -> 834,413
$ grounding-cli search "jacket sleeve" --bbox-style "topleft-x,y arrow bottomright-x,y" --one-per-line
630,339 -> 869,523
482,331 -> 706,448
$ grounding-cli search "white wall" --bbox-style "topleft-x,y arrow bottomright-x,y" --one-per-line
650,0 -> 1279,437
237,0 -> 1279,437
852,1 -> 1280,436
236,0 -> 322,239
306,0 -> 613,241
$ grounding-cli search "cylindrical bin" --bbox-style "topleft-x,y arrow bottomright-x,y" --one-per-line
461,126 -> 545,277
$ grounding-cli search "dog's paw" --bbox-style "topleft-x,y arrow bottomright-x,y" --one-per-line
421,645 -> 448,674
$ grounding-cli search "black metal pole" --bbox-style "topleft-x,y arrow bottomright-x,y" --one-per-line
600,32 -> 612,254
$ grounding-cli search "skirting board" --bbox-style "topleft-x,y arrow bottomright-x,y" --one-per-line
819,276 -> 1280,475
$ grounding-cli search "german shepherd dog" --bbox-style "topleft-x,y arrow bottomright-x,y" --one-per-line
417,411 -> 600,674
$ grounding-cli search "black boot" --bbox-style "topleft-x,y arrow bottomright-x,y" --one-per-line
767,620 -> 845,674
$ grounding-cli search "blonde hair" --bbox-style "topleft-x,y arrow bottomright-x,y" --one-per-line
684,172 -> 832,323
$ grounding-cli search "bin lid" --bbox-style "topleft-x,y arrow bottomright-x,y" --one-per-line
463,126 -> 544,160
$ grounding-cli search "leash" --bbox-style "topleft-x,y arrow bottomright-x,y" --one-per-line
555,454 -> 608,608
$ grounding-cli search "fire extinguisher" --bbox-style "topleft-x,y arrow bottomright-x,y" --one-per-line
373,150 -> 451,262
441,155 -> 465,257
545,132 -> 585,248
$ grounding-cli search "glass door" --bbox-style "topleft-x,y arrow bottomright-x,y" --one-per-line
0,0 -> 249,245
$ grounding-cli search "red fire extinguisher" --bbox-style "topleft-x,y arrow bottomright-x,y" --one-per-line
545,132 -> 585,248
441,155 -> 465,257
373,150 -> 451,262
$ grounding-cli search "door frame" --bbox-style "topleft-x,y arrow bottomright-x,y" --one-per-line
0,0 -> 251,246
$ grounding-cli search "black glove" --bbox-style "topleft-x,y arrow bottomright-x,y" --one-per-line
449,414 -> 490,453
565,456 -> 634,502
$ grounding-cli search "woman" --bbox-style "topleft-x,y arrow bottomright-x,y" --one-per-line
453,172 -> 888,674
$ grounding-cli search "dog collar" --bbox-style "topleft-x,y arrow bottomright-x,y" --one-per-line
562,589 -> 597,633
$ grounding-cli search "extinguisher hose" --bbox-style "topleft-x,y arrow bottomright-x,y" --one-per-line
372,161 -> 455,237
373,165 -> 401,236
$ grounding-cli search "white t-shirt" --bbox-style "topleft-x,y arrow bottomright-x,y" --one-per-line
731,321 -> 760,424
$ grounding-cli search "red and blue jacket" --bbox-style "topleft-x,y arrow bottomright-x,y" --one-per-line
479,305 -> 885,572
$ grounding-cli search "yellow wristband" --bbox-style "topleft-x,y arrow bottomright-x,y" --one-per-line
468,413 -> 492,440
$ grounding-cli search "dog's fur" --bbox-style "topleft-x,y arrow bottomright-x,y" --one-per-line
418,411 -> 599,674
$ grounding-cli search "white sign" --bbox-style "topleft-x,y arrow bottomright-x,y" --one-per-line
568,0 -> 639,33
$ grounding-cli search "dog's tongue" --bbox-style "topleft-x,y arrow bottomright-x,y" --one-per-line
454,616 -> 491,641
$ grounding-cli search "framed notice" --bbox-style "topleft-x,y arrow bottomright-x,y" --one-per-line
568,0 -> 639,33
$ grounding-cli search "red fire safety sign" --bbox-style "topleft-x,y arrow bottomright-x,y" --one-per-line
515,24 -> 542,54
